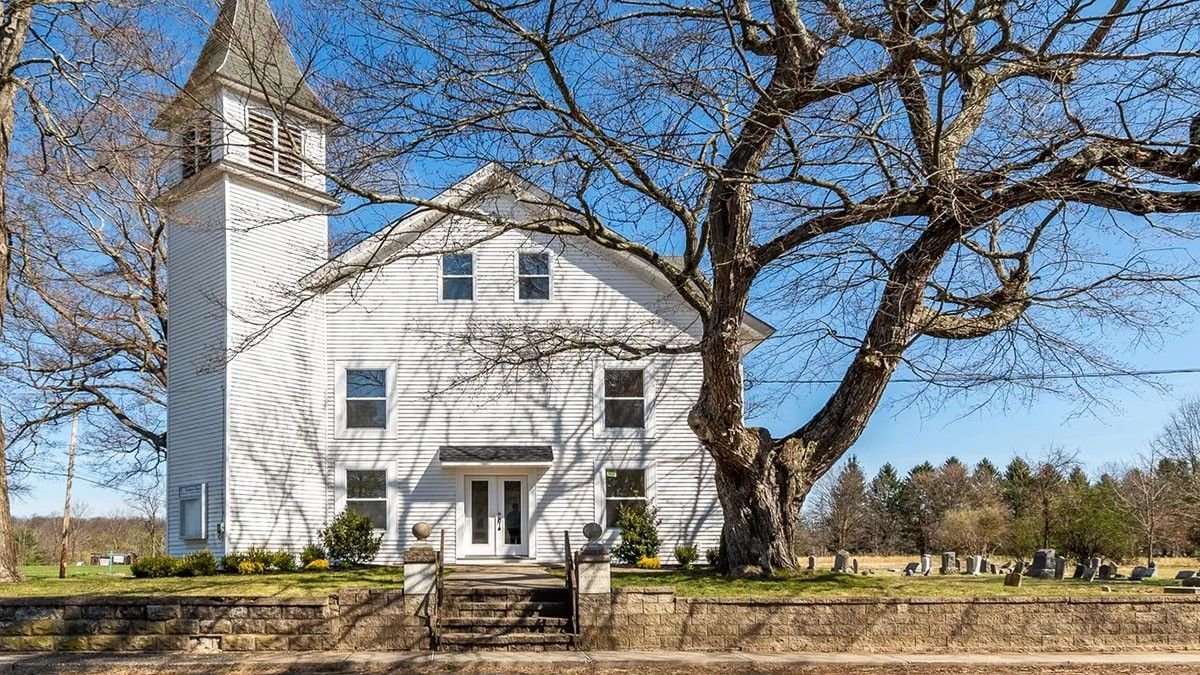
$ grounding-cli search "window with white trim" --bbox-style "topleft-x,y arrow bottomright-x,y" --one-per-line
247,107 -> 303,179
180,118 -> 213,180
345,469 -> 387,530
442,253 -> 474,301
517,251 -> 551,300
345,368 -> 388,429
179,484 -> 206,541
603,368 -> 645,429
604,468 -> 647,528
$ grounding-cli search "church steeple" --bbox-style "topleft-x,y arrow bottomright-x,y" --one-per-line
180,0 -> 333,120
156,0 -> 335,199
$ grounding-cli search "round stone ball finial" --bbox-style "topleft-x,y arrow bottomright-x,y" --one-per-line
412,521 -> 432,542
583,522 -> 603,542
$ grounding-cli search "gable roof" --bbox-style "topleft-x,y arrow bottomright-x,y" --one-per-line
311,163 -> 775,344
158,0 -> 334,125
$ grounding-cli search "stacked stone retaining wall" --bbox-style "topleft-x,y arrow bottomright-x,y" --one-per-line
0,590 -> 424,652
578,588 -> 1200,652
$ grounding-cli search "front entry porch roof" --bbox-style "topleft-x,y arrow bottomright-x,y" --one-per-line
439,445 -> 554,467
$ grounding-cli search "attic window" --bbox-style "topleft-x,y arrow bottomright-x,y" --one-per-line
180,118 -> 213,180
247,108 -> 303,179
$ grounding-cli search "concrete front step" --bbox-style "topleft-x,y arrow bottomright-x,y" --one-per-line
445,601 -> 570,618
442,616 -> 570,634
438,631 -> 574,651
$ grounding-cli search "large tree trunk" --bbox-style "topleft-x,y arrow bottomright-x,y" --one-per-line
0,2 -> 36,583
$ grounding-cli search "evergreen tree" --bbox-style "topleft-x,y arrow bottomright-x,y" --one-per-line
868,463 -> 906,553
814,456 -> 871,552
1002,457 -> 1034,517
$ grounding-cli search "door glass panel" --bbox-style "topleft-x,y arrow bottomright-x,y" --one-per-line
470,480 -> 490,545
503,480 -> 522,545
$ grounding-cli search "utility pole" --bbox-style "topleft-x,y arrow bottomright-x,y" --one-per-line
58,415 -> 77,580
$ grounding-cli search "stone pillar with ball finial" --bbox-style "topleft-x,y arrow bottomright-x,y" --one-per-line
403,522 -> 438,608
577,522 -> 611,594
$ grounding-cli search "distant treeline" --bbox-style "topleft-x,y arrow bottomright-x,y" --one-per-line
12,513 -> 164,566
804,451 -> 1199,564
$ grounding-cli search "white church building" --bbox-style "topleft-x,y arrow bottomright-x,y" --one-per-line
160,0 -> 771,564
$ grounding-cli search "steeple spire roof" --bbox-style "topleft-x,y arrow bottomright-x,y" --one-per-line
178,0 -> 333,120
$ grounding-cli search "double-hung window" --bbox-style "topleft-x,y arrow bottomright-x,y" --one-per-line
345,368 -> 388,429
247,107 -> 303,179
603,368 -> 645,429
517,252 -> 551,300
345,469 -> 387,530
442,253 -> 474,300
604,468 -> 647,527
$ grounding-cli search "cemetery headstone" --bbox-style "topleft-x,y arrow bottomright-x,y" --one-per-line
1174,570 -> 1197,580
1027,549 -> 1056,579
1004,571 -> 1022,588
852,558 -> 859,574
920,554 -> 932,575
966,555 -> 982,576
1131,565 -> 1158,581
832,550 -> 850,573
1054,557 -> 1067,581
940,552 -> 957,575
904,562 -> 920,576
1073,564 -> 1085,579
807,555 -> 816,571
989,563 -> 997,575
1099,563 -> 1116,581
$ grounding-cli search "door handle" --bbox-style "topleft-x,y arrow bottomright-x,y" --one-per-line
496,512 -> 502,530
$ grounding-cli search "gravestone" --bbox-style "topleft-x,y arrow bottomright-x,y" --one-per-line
832,550 -> 850,573
920,554 -> 933,575
1013,560 -> 1025,575
807,555 -> 816,571
1099,563 -> 1116,581
1073,564 -> 1085,579
940,552 -> 957,575
1131,565 -> 1158,581
852,558 -> 859,574
1174,570 -> 1197,580
904,562 -> 920,576
981,558 -> 990,574
1054,557 -> 1067,581
966,555 -> 982,576
1027,549 -> 1056,579
1004,571 -> 1022,588
989,563 -> 997,575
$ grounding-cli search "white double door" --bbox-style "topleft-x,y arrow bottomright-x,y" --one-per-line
463,475 -> 529,557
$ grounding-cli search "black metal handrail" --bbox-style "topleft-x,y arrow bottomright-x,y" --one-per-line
432,530 -> 445,650
564,530 -> 579,636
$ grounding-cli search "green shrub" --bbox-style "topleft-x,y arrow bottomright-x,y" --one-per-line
244,546 -> 273,567
705,547 -> 720,566
269,550 -> 297,572
132,555 -> 178,578
319,510 -> 382,566
674,545 -> 698,569
612,503 -> 661,565
221,553 -> 246,572
237,560 -> 265,575
177,550 -> 217,577
300,543 -> 326,566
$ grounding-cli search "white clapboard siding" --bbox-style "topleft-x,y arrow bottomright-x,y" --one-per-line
323,194 -> 723,564
223,178 -> 329,553
165,180 -> 228,557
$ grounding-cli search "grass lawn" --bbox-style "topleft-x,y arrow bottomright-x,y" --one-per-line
610,555 -> 1200,598
0,564 -> 405,597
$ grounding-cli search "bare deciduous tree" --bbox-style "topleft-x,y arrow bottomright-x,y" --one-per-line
254,0 -> 1200,572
